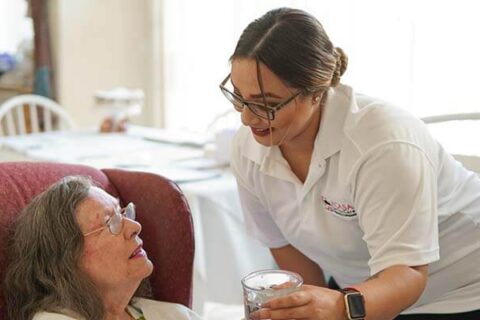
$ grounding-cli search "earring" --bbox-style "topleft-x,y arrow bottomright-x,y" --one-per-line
313,96 -> 320,103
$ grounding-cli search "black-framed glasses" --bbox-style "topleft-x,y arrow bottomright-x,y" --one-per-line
219,74 -> 301,120
83,202 -> 136,237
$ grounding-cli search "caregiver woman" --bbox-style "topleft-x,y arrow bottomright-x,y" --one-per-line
221,7 -> 480,320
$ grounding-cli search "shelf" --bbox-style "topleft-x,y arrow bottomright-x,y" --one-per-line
0,85 -> 32,93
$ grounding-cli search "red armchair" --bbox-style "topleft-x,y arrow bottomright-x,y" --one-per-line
0,162 -> 194,319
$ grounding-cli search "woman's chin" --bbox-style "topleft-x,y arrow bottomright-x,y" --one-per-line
143,259 -> 154,277
133,257 -> 154,280
252,132 -> 276,146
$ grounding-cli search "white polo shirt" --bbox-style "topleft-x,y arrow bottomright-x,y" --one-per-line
230,84 -> 480,314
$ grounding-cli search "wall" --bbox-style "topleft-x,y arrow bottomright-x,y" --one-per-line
49,0 -> 160,127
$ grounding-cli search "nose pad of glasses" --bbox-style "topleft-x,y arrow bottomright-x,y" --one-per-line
241,105 -> 260,123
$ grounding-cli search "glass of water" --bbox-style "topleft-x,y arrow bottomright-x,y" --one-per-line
241,269 -> 303,319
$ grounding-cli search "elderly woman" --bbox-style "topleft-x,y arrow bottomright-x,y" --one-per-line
4,176 -> 201,320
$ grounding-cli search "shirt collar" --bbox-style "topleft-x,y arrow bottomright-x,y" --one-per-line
127,302 -> 146,320
312,83 -> 358,162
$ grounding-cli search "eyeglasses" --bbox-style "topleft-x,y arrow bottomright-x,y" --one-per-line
219,74 -> 301,121
83,202 -> 136,237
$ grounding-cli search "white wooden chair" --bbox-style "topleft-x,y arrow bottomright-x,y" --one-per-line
422,112 -> 480,124
0,94 -> 75,136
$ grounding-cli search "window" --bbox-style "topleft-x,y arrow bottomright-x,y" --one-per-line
0,0 -> 32,53
162,0 -> 480,132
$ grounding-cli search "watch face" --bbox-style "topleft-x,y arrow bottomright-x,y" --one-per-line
346,293 -> 366,319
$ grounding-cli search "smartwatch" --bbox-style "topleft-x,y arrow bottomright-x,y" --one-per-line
341,287 -> 366,320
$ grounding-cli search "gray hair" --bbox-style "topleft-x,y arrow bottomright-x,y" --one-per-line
4,176 -> 104,320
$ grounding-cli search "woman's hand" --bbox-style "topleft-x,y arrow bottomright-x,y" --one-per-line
250,285 -> 346,320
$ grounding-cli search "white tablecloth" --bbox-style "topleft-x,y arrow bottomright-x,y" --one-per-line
181,175 -> 274,311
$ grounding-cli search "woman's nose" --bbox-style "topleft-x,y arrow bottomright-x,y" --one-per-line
124,218 -> 142,239
241,106 -> 262,126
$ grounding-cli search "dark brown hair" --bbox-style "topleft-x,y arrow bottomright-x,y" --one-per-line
231,7 -> 348,95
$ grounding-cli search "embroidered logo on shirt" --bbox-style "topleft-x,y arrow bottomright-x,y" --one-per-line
321,196 -> 357,217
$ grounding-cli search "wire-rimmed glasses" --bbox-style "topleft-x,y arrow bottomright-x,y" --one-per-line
219,74 -> 301,121
83,202 -> 136,237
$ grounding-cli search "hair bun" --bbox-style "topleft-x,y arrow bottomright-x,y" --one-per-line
331,47 -> 348,87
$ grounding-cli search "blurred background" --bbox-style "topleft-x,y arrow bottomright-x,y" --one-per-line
1,0 -> 479,133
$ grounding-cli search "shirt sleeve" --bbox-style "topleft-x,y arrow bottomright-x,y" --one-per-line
352,142 -> 440,276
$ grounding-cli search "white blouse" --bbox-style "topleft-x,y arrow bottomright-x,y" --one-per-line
32,298 -> 202,320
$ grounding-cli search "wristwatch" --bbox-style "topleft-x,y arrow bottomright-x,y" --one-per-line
341,287 -> 366,320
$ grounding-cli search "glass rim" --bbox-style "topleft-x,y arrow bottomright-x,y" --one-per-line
241,269 -> 303,292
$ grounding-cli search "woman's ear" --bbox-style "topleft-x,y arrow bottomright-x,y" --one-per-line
308,90 -> 325,108
312,93 -> 322,105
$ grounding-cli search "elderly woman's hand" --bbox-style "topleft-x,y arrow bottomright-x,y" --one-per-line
250,285 -> 346,320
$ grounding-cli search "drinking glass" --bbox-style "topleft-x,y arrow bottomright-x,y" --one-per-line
241,269 -> 303,319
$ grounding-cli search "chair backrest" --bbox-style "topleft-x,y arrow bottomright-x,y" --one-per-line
421,112 -> 480,124
0,95 -> 75,136
422,112 -> 480,174
0,162 -> 194,319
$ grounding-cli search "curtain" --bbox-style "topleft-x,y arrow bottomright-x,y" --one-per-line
29,0 -> 55,99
